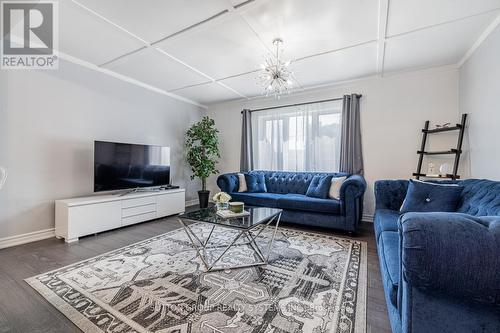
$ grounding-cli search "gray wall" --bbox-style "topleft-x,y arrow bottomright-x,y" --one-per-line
0,60 -> 204,239
460,24 -> 500,179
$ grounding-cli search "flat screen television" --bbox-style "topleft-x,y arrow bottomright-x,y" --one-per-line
94,141 -> 170,192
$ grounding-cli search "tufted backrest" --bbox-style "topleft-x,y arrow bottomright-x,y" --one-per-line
248,170 -> 350,195
456,179 -> 500,217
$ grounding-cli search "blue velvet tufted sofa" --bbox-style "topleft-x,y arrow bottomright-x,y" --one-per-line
217,171 -> 366,232
374,179 -> 500,333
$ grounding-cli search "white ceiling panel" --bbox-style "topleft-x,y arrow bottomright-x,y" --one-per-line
219,71 -> 266,98
173,83 -> 242,105
104,48 -> 210,91
59,1 -> 143,65
387,0 -> 500,36
76,0 -> 230,43
52,0 -> 500,105
384,12 -> 498,72
239,0 -> 379,60
157,15 -> 269,79
292,42 -> 378,87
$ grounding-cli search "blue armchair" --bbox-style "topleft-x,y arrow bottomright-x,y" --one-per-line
374,179 -> 500,333
217,171 -> 366,232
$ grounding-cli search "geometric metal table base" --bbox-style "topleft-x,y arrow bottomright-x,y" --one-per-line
178,212 -> 282,272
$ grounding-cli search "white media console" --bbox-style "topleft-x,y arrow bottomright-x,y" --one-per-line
55,189 -> 185,243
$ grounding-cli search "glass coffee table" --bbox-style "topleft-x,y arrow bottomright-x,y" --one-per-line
177,207 -> 282,272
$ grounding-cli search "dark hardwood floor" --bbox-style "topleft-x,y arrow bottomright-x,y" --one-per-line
0,212 -> 391,333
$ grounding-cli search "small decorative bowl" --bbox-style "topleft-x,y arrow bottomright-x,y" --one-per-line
228,202 -> 244,214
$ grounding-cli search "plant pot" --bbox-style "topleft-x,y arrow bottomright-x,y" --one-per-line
198,190 -> 210,209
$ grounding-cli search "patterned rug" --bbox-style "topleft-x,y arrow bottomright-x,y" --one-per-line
26,223 -> 367,333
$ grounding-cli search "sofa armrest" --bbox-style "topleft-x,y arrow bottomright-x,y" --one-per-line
400,212 -> 500,305
339,174 -> 366,231
216,173 -> 239,193
374,180 -> 408,211
339,174 -> 366,201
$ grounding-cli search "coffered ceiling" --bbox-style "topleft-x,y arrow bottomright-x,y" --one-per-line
55,0 -> 500,106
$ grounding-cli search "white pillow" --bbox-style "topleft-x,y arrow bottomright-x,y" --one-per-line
238,173 -> 248,192
328,176 -> 347,200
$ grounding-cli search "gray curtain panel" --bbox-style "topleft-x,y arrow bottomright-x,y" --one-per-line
240,109 -> 254,172
340,94 -> 364,174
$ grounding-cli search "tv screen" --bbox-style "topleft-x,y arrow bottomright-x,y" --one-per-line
94,141 -> 170,192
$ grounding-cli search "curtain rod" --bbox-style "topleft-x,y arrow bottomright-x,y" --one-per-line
242,95 -> 362,113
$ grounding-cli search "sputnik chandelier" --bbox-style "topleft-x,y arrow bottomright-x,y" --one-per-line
258,38 -> 293,98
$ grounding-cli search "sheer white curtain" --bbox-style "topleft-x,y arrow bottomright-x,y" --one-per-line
251,100 -> 342,172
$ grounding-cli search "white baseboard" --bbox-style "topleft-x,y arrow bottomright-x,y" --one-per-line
0,228 -> 55,250
185,199 -> 199,207
0,200 -> 198,250
362,213 -> 374,223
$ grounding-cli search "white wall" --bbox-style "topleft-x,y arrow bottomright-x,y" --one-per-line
460,24 -> 500,180
0,60 -> 204,239
207,66 -> 463,219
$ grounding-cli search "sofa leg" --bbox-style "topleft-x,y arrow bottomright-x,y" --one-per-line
347,231 -> 354,237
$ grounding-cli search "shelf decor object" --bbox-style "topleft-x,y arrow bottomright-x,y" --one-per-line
212,191 -> 231,211
413,114 -> 467,180
258,38 -> 293,98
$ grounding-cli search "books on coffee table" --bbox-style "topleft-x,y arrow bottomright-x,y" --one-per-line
216,209 -> 250,219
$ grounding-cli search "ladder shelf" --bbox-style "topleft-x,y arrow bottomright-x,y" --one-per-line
414,114 -> 467,181
423,125 -> 462,134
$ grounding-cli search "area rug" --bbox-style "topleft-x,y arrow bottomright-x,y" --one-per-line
26,223 -> 367,333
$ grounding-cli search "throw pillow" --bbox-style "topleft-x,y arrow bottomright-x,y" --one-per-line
244,173 -> 267,193
400,179 -> 463,214
306,175 -> 333,199
237,173 -> 247,192
328,176 -> 347,200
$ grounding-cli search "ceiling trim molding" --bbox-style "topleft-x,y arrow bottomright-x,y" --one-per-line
376,0 -> 389,75
58,50 -> 209,109
150,0 -> 262,45
294,40 -> 378,62
69,0 -> 248,101
212,63 -> 458,106
457,12 -> 500,68
99,46 -> 148,67
154,48 -> 248,99
66,0 -> 500,105
150,10 -> 229,46
386,7 -> 500,39
171,40 -> 378,93
231,3 -> 305,91
70,0 -> 149,44
6,34 -> 207,108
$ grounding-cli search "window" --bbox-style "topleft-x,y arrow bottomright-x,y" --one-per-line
252,100 -> 342,172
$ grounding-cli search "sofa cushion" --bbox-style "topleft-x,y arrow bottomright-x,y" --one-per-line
457,179 -> 500,216
254,171 -> 350,195
237,173 -> 247,192
400,179 -> 463,214
229,192 -> 281,207
306,175 -> 333,199
329,176 -> 347,199
277,194 -> 341,214
374,209 -> 400,240
245,173 -> 267,193
379,231 -> 400,307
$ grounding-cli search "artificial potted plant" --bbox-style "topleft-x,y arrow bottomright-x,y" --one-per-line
186,116 -> 220,208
